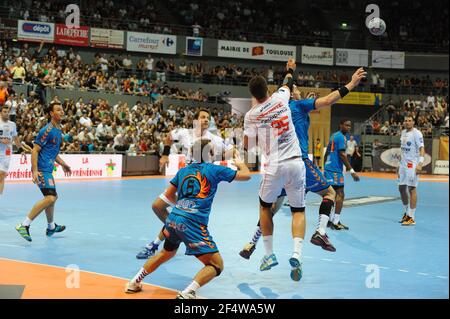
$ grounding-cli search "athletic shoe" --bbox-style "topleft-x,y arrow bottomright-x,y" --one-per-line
176,290 -> 196,299
16,224 -> 32,242
124,281 -> 142,293
46,224 -> 66,237
310,231 -> 336,252
136,242 -> 159,259
259,253 -> 278,271
330,222 -> 349,230
399,213 -> 408,223
239,242 -> 256,260
401,216 -> 416,226
289,257 -> 303,282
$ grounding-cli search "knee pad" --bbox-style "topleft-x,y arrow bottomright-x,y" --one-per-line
259,197 -> 273,208
163,239 -> 180,252
207,264 -> 222,277
290,206 -> 305,213
319,198 -> 334,216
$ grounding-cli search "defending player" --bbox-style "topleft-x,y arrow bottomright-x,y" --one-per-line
0,105 -> 32,195
398,115 -> 425,226
16,102 -> 71,242
125,139 -> 251,299
239,68 -> 367,258
323,119 -> 360,230
135,108 -> 235,259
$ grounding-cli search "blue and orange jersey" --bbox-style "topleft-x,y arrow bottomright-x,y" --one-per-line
324,131 -> 347,173
289,98 -> 316,159
170,162 -> 237,225
34,123 -> 62,173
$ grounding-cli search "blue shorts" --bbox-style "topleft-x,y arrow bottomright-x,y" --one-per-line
163,213 -> 218,256
324,170 -> 345,187
37,171 -> 57,196
279,158 -> 330,197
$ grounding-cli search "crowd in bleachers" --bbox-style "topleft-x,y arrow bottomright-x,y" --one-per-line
367,94 -> 449,137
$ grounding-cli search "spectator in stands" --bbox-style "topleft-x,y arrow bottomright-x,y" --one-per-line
371,139 -> 383,170
346,135 -> 358,164
155,57 -> 167,83
380,121 -> 390,135
351,146 -> 363,172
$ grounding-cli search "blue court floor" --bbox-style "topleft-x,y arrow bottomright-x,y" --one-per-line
0,175 -> 448,299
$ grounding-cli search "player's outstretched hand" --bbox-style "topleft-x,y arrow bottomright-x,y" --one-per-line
32,170 -> 42,184
350,68 -> 367,87
62,164 -> 72,177
351,172 -> 360,182
159,155 -> 169,174
21,142 -> 33,153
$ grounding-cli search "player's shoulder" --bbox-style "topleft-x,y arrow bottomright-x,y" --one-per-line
413,128 -> 423,136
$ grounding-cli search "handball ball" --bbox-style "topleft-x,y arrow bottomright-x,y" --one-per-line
368,17 -> 386,36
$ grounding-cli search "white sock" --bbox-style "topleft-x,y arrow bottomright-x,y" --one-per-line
22,217 -> 32,227
317,214 -> 329,236
131,267 -> 149,284
153,237 -> 162,245
403,205 -> 409,214
408,208 -> 416,218
333,214 -> 340,225
329,210 -> 335,224
262,235 -> 273,256
292,237 -> 303,261
182,281 -> 200,294
47,222 -> 55,230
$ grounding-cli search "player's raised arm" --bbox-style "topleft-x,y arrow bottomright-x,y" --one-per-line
279,58 -> 297,93
315,68 -> 367,109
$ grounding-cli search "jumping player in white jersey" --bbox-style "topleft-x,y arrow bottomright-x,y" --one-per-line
0,105 -> 32,195
244,58 -> 306,281
135,108 -> 235,259
398,115 -> 425,226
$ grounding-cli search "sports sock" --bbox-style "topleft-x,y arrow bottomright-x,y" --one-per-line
292,237 -> 303,261
333,214 -> 340,225
182,281 -> 200,294
317,214 -> 329,236
329,210 -> 335,224
251,226 -> 262,245
403,205 -> 409,214
262,235 -> 273,256
152,237 -> 162,246
22,217 -> 32,227
408,208 -> 416,219
131,267 -> 149,284
47,222 -> 55,230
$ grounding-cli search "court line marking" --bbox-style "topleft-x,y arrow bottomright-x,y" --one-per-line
0,243 -> 26,249
417,273 -> 430,276
0,257 -> 187,295
398,269 -> 409,273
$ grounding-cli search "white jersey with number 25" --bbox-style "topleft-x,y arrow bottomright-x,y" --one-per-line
244,87 -> 301,165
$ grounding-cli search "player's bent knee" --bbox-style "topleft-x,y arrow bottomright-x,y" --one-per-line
46,195 -> 58,204
163,239 -> 180,252
206,263 -> 223,277
290,206 -> 305,213
259,197 -> 273,208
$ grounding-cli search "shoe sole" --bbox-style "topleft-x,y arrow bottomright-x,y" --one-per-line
401,223 -> 416,226
260,261 -> 279,271
289,258 -> 302,282
16,228 -> 32,242
239,251 -> 251,260
311,237 -> 337,252
125,288 -> 142,294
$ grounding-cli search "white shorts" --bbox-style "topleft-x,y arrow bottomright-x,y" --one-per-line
0,156 -> 11,173
259,157 -> 306,208
398,164 -> 419,188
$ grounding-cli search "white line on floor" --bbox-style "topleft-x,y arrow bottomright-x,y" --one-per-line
398,269 -> 409,273
89,232 -> 99,236
0,243 -> 26,248
417,273 -> 430,276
